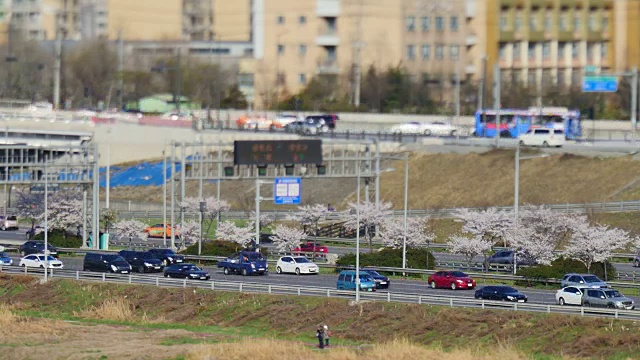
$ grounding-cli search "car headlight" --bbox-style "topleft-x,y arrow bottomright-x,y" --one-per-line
507,296 -> 515,300
110,264 -> 118,271
266,264 -> 269,268
251,263 -> 256,269
189,273 -> 198,277
144,262 -> 151,266
167,257 -> 173,261
616,301 -> 623,306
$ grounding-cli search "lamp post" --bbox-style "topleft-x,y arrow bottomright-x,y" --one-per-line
355,159 -> 361,302
199,200 -> 206,255
402,152 -> 409,270
43,159 -> 49,282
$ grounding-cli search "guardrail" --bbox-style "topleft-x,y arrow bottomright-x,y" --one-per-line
1,266 -> 637,321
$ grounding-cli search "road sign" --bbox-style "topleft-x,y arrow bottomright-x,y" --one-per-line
582,76 -> 618,92
234,140 -> 323,165
584,65 -> 598,74
274,177 -> 301,205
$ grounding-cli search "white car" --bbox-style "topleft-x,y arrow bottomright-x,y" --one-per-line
518,128 -> 565,147
390,121 -> 458,137
273,114 -> 299,128
276,256 -> 319,275
555,286 -> 586,306
19,254 -> 63,269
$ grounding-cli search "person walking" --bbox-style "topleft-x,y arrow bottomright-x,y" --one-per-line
316,325 -> 325,349
323,325 -> 331,347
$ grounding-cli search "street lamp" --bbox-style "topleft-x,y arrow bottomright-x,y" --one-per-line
355,160 -> 361,302
199,200 -> 206,255
151,50 -> 183,113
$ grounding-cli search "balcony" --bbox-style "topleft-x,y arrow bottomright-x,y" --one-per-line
587,31 -> 602,41
465,34 -> 477,46
316,0 -> 340,17
465,0 -> 476,18
316,28 -> 340,46
317,59 -> 340,74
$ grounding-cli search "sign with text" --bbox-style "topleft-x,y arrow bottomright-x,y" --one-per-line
234,140 -> 322,165
274,177 -> 301,205
582,76 -> 618,92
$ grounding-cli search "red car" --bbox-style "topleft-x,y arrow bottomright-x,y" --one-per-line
292,242 -> 329,257
427,271 -> 476,290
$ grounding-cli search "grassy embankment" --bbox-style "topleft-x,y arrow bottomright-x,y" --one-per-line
1,274 -> 640,359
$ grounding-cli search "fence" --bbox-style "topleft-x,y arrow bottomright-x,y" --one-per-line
1,266 -> 638,321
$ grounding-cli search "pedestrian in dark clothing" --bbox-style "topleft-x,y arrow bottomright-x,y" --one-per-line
316,325 -> 325,349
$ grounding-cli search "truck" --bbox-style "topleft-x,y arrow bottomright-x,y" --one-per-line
217,251 -> 269,276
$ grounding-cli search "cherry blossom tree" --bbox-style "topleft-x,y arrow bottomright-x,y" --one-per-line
447,235 -> 493,269
270,224 -> 307,253
47,189 -> 84,237
250,211 -> 276,232
564,223 -> 633,272
455,207 -> 513,246
379,217 -> 434,249
343,201 -> 393,250
178,220 -> 201,245
289,204 -> 333,257
113,219 -> 146,247
14,189 -> 44,233
215,221 -> 254,248
519,205 -> 587,249
181,196 -> 230,236
503,225 -> 556,266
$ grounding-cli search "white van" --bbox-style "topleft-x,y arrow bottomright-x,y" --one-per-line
518,128 -> 565,147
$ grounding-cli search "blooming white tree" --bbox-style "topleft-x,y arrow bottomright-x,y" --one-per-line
47,189 -> 84,236
250,211 -> 276,231
564,223 -> 633,272
270,224 -> 307,253
503,224 -> 557,266
178,221 -> 202,245
455,207 -> 513,246
215,221 -> 254,248
447,235 -> 493,269
181,196 -> 230,235
14,189 -> 44,233
519,206 -> 587,249
290,204 -> 332,236
113,220 -> 147,244
343,201 -> 393,250
379,217 -> 434,249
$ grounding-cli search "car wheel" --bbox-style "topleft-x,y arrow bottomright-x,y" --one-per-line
423,129 -> 432,136
608,304 -> 615,309
269,124 -> 276,131
475,294 -> 482,299
559,297 -> 565,306
40,264 -> 44,268
242,268 -> 248,276
164,273 -> 169,278
430,281 -> 437,289
542,141 -> 550,147
635,260 -> 640,268
276,266 -> 282,274
450,283 -> 457,290
584,302 -> 590,307
138,266 -> 145,273
295,268 -> 301,276
223,267 -> 230,275
500,130 -> 512,138
20,263 -> 25,267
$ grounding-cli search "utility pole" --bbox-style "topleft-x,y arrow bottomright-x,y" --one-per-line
118,31 -> 124,110
631,66 -> 638,132
477,55 -> 487,111
53,30 -> 62,110
455,60 -> 461,141
493,63 -> 501,148
353,0 -> 364,108
175,50 -> 182,113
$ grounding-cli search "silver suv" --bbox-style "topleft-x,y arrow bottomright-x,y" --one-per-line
560,273 -> 609,289
582,288 -> 635,310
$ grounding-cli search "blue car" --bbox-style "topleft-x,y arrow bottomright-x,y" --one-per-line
361,269 -> 390,289
0,252 -> 12,266
336,270 -> 376,291
164,263 -> 210,280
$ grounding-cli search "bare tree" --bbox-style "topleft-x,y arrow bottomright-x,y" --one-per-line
67,40 -> 118,108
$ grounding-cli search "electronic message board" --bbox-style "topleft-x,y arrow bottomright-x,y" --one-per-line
233,140 -> 323,165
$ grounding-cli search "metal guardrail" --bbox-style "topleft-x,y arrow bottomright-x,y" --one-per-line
1,266 -> 638,321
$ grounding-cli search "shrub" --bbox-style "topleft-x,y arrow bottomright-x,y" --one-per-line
335,248 -> 435,275
183,240 -> 242,257
517,256 -> 618,286
34,229 -> 82,248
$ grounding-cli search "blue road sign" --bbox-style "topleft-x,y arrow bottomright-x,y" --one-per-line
274,177 -> 301,205
582,76 -> 618,92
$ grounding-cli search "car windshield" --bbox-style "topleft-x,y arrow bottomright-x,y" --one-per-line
497,287 -> 518,293
36,255 -> 56,261
162,250 -> 177,256
104,255 -> 127,262
604,290 -> 623,298
584,276 -> 602,283
451,271 -> 468,277
7,216 -> 16,220
293,257 -> 310,263
245,253 -> 265,261
366,270 -> 381,276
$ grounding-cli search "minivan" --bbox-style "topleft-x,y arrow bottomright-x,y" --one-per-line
336,270 -> 376,291
118,250 -> 163,273
0,215 -> 18,231
83,252 -> 132,274
518,128 -> 565,147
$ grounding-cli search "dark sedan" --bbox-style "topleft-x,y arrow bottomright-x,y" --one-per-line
362,269 -> 390,289
163,263 -> 210,280
474,286 -> 528,302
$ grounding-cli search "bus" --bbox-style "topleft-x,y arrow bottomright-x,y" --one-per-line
474,107 -> 582,140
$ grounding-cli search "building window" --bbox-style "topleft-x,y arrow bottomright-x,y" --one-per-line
527,71 -> 536,86
421,44 -> 430,60
515,13 -> 521,31
499,44 -> 506,60
277,44 -> 284,55
601,42 -> 608,59
435,44 -> 444,59
573,15 -> 580,31
587,44 -> 595,62
299,44 -> 306,56
500,13 -> 507,31
421,16 -> 429,31
543,42 -> 550,59
450,45 -> 459,60
528,43 -> 535,60
513,42 -> 521,60
571,69 -> 580,85
277,15 -> 285,24
558,42 -> 566,61
557,70 -> 565,86
529,13 -> 537,31
435,16 -> 444,31
544,13 -> 551,32
406,16 -> 415,31
559,12 -> 567,31
450,16 -> 458,31
587,13 -> 596,31
602,16 -> 609,33
572,42 -> 579,59
277,72 -> 285,86
407,45 -> 415,60
299,16 -> 306,24
299,73 -> 307,84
